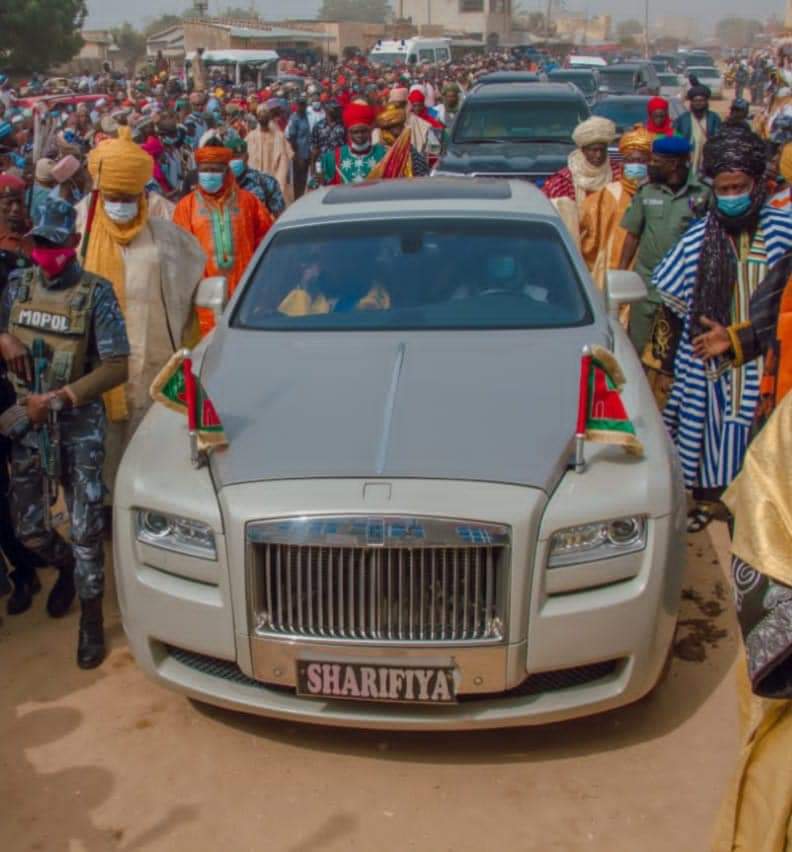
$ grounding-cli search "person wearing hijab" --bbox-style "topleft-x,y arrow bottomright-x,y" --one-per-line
645,97 -> 675,138
675,85 -> 722,173
543,116 -> 621,248
173,141 -> 272,336
78,127 -> 207,489
580,124 -> 653,301
652,126 -> 792,532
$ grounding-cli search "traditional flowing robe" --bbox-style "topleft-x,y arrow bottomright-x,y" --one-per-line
580,179 -> 637,290
172,182 -> 272,335
245,123 -> 292,203
712,393 -> 792,852
320,144 -> 387,185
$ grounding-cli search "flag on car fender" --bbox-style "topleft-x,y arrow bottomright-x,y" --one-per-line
149,348 -> 228,451
576,345 -> 643,457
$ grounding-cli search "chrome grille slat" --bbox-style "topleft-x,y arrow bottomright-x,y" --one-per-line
251,521 -> 507,644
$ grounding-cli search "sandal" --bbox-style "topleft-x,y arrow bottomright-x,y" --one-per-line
687,508 -> 713,534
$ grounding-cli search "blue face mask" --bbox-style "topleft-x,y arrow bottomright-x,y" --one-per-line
198,171 -> 225,194
229,159 -> 245,178
716,191 -> 752,217
623,163 -> 648,182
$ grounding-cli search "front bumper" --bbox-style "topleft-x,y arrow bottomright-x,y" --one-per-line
115,477 -> 684,730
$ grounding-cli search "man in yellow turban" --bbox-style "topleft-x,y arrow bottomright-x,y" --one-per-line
580,124 -> 654,304
78,127 -> 207,494
368,104 -> 430,179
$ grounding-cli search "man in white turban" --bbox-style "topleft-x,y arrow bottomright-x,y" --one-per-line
543,116 -> 621,247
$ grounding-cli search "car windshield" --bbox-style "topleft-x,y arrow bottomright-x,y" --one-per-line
370,52 -> 405,66
233,220 -> 591,331
593,100 -> 648,131
687,67 -> 717,78
598,68 -> 638,92
549,73 -> 596,94
454,99 -> 588,143
659,74 -> 678,85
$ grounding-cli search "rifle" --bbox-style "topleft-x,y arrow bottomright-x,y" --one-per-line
31,338 -> 63,530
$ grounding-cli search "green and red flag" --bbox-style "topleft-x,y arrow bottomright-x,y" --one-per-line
576,345 -> 643,458
149,349 -> 228,452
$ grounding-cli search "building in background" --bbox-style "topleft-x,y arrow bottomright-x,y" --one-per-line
553,13 -> 611,44
396,0 -> 513,47
654,16 -> 702,44
64,30 -> 120,73
279,20 -> 387,58
146,18 -> 333,64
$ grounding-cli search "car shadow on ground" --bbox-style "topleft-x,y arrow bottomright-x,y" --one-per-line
192,526 -> 738,765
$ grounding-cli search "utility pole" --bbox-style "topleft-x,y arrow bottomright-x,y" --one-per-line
545,0 -> 553,40
644,0 -> 650,59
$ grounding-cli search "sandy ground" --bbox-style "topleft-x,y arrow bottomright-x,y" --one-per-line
1,520 -> 740,852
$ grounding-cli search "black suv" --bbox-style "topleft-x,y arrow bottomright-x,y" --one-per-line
433,82 -> 590,187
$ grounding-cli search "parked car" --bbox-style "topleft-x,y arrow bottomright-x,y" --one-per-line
567,54 -> 607,69
683,51 -> 716,69
593,95 -> 684,163
433,82 -> 590,187
685,66 -> 724,99
115,177 -> 686,729
547,68 -> 600,106
475,71 -> 544,86
598,62 -> 661,95
658,72 -> 684,100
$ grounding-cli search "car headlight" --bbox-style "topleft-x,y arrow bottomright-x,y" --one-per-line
136,510 -> 217,560
548,516 -> 646,568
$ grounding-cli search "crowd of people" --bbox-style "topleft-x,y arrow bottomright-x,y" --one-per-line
0,43 -> 791,848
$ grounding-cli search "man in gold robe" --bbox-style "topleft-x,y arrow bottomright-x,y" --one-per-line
78,127 -> 207,491
245,106 -> 292,205
580,125 -> 654,298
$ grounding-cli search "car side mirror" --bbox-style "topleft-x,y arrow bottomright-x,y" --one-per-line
607,270 -> 647,318
195,276 -> 228,322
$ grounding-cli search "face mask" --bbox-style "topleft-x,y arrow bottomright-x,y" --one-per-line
103,199 -> 139,224
199,171 -> 225,194
229,159 -> 245,178
716,191 -> 753,217
349,139 -> 371,154
623,163 -> 648,182
31,245 -> 76,279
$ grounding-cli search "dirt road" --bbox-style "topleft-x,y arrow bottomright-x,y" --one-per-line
1,520 -> 740,852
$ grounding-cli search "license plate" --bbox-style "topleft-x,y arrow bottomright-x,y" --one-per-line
296,660 -> 457,704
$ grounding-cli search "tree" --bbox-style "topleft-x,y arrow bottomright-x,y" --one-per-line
143,14 -> 185,37
0,0 -> 86,73
221,6 -> 260,19
112,23 -> 147,75
616,19 -> 643,40
715,17 -> 763,49
318,0 -> 390,24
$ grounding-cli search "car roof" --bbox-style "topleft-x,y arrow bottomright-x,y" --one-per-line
276,178 -> 558,221
466,82 -> 584,101
549,69 -> 595,76
477,71 -> 542,82
602,63 -> 645,71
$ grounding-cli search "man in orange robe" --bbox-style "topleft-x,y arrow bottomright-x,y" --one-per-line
173,142 -> 273,334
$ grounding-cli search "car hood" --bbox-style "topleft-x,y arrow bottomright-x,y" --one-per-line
439,141 -> 573,175
204,326 -> 608,492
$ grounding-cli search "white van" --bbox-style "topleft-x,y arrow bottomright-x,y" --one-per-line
567,55 -> 608,69
369,38 -> 452,67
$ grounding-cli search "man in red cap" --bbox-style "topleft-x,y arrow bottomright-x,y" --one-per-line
318,103 -> 386,185
407,88 -> 445,131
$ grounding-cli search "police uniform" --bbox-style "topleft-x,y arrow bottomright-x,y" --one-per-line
0,198 -> 129,666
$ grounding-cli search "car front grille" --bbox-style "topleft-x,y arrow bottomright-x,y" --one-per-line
247,517 -> 509,644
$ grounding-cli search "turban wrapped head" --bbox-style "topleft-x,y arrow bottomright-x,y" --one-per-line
376,103 -> 407,130
389,87 -> 408,104
646,97 -> 674,136
195,145 -> 234,166
0,174 -> 25,196
88,126 -> 153,196
343,102 -> 376,129
35,158 -> 56,183
572,116 -> 616,148
702,125 -> 767,180
687,84 -> 711,100
619,124 -> 653,156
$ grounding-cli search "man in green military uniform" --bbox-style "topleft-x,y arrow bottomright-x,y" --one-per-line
619,136 -> 712,353
0,197 -> 129,668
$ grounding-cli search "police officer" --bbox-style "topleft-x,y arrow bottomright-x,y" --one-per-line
0,197 -> 130,668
